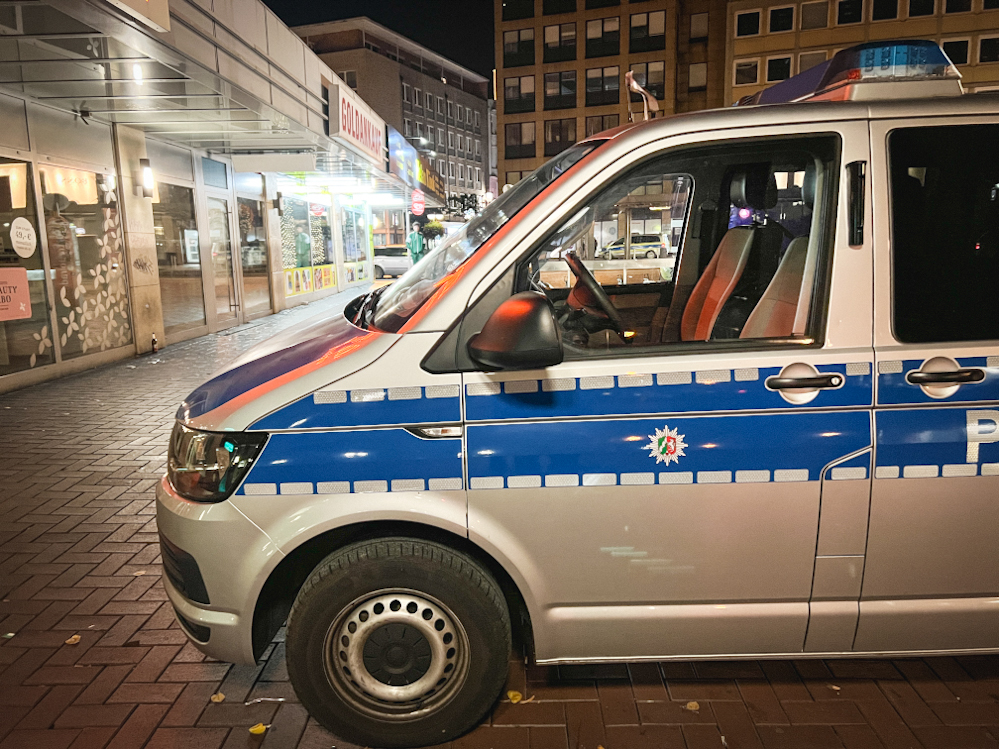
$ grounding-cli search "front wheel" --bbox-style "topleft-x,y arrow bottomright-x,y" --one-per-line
286,538 -> 512,748
374,265 -> 385,279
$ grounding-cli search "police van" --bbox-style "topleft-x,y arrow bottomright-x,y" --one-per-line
158,41 -> 999,748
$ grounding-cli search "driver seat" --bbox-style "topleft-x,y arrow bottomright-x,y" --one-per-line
680,170 -> 776,341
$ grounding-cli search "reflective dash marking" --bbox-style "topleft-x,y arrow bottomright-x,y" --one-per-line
505,380 -> 539,394
696,369 -> 731,385
580,376 -> 615,390
428,478 -> 462,491
734,368 -> 759,382
542,378 -> 576,392
507,475 -> 542,489
620,472 -> 655,485
582,473 -> 616,486
467,382 -> 501,396
388,387 -> 421,401
774,469 -> 809,482
942,464 -> 977,478
830,466 -> 867,481
545,474 -> 580,487
697,470 -> 732,483
353,480 -> 389,493
657,371 -> 692,386
874,466 -> 900,480
847,362 -> 871,376
317,481 -> 351,494
426,384 -> 460,399
735,469 -> 770,483
279,482 -> 313,494
659,471 -> 694,484
469,476 -> 503,490
313,391 -> 347,404
878,360 -> 903,374
350,389 -> 385,403
982,463 -> 999,476
243,483 -> 277,495
903,465 -> 939,479
618,374 -> 653,388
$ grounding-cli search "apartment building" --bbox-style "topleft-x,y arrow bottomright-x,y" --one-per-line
726,0 -> 999,104
297,17 -> 491,200
495,0 -> 729,185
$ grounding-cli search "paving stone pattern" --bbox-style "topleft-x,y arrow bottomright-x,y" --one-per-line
3,288 -> 999,749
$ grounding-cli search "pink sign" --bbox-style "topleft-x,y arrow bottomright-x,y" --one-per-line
0,267 -> 30,321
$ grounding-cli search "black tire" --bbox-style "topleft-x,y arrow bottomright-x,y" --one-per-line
374,265 -> 385,279
286,538 -> 512,748
644,250 -> 657,258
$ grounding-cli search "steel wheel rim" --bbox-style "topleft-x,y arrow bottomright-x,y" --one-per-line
323,589 -> 470,721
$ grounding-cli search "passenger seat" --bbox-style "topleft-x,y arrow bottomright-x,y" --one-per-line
680,170 -> 775,341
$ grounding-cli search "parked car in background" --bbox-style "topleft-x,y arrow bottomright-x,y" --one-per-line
373,244 -> 412,278
596,234 -> 670,259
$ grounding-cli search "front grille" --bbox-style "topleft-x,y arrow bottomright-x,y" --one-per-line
160,535 -> 211,605
172,605 -> 211,643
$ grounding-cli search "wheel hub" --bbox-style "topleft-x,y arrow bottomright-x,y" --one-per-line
325,590 -> 467,717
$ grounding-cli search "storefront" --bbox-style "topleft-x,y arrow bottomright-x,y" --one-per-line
0,0 -> 403,392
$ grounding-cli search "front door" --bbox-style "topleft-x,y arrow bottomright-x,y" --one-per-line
206,196 -> 240,327
858,120 -> 999,652
463,126 -> 874,662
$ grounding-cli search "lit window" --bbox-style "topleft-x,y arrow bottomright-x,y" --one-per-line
690,12 -> 709,40
800,1 -> 829,28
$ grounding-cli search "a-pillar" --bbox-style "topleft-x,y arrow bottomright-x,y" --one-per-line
113,124 -> 163,354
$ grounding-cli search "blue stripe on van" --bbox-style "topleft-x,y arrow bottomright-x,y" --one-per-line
464,363 -> 872,423
235,428 -> 463,495
466,410 -> 870,488
877,357 -> 999,406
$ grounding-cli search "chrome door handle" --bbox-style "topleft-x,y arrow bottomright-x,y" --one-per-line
906,368 -> 984,385
766,373 -> 843,390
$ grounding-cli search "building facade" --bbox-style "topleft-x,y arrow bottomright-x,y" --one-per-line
727,0 -> 999,104
0,0 -> 406,394
494,0 -> 729,185
296,18 -> 492,207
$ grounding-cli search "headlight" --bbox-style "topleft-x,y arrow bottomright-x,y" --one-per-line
167,422 -> 267,503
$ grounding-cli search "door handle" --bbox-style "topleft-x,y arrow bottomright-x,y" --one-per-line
906,368 -> 984,385
766,373 -> 843,390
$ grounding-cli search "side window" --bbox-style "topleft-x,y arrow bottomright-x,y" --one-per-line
514,136 -> 838,356
890,125 -> 999,343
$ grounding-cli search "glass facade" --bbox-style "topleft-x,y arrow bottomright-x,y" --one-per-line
237,197 -> 270,317
0,159 -> 51,376
40,165 -> 132,359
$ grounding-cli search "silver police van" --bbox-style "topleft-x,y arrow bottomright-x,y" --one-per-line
158,41 -> 999,748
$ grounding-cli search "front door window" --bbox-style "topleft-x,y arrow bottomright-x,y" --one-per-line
207,197 -> 237,323
237,197 -> 270,317
155,183 -> 205,336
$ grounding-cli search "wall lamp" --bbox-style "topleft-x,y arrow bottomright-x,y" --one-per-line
139,158 -> 154,198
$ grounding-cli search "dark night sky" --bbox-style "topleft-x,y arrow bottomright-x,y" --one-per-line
263,0 -> 496,78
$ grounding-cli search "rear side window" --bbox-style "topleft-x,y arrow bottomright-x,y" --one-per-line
889,125 -> 999,343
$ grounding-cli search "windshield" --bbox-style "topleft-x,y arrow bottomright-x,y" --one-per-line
370,142 -> 601,333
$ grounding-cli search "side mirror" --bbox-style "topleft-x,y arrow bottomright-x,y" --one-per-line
467,292 -> 563,371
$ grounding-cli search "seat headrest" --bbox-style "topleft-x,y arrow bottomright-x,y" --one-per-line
801,166 -> 816,209
730,168 -> 778,211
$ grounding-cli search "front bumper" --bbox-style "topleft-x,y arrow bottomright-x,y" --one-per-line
156,476 -> 282,665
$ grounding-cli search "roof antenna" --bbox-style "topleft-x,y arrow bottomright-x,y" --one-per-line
625,71 -> 660,122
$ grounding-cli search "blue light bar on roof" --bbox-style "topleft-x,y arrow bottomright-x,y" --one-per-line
737,40 -> 961,106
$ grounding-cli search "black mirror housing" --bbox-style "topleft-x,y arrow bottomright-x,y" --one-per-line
467,292 -> 563,371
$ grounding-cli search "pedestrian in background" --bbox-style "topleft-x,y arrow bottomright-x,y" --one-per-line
407,222 -> 425,264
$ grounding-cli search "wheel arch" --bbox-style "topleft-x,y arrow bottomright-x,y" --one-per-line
251,520 -> 533,660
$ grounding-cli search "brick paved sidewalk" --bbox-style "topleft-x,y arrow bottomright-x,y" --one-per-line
3,287 -> 999,749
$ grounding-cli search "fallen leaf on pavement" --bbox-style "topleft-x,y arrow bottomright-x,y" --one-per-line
64,635 -> 81,645
133,571 -> 145,576
685,701 -> 700,711
507,690 -> 523,704
210,692 -> 225,703
248,723 -> 269,735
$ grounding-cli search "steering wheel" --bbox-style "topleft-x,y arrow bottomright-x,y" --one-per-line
563,251 -> 628,337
